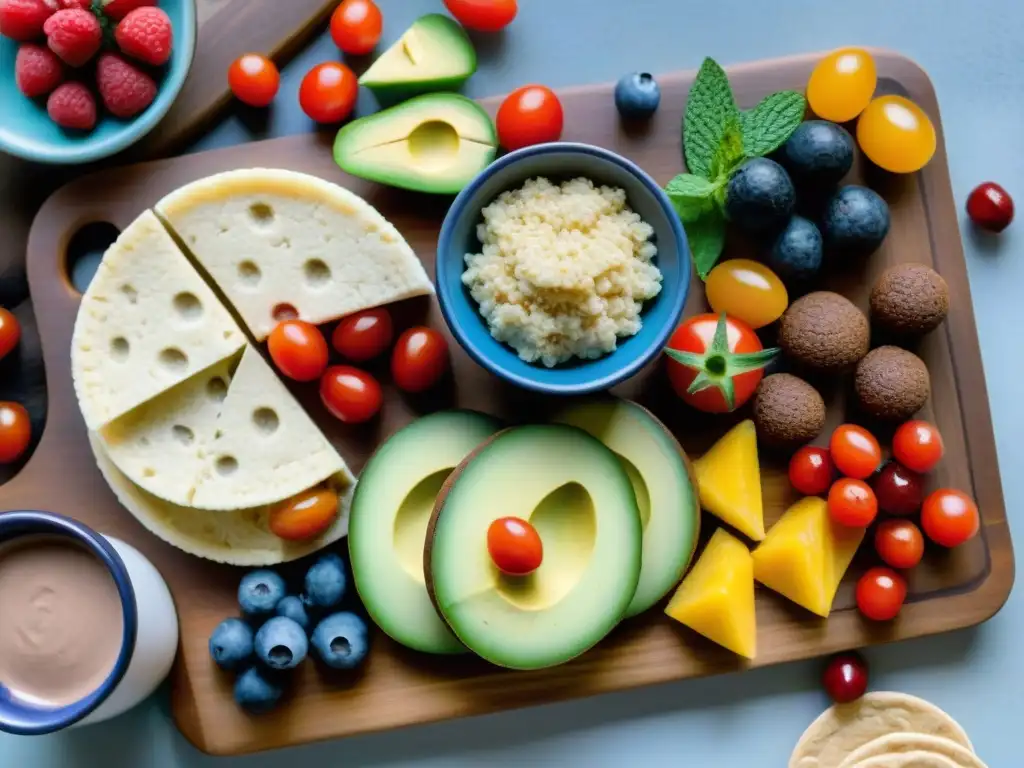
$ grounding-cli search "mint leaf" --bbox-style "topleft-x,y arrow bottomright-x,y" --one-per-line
709,119 -> 745,181
666,174 -> 718,198
741,90 -> 807,157
684,209 -> 727,279
683,58 -> 740,179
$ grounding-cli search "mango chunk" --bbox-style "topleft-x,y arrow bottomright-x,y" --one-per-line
693,420 -> 765,541
665,528 -> 756,659
752,497 -> 865,617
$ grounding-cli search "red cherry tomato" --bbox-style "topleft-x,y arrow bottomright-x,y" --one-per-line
892,420 -> 944,474
487,516 -> 542,575
496,85 -> 564,151
228,54 -> 280,108
443,0 -> 518,31
319,366 -> 382,424
391,327 -> 449,393
822,652 -> 869,704
269,489 -> 340,542
874,519 -> 925,570
268,319 -> 329,382
966,181 -> 1014,233
828,478 -> 878,528
330,0 -> 383,55
920,489 -> 980,548
299,62 -> 358,124
788,446 -> 834,496
0,402 -> 31,465
856,567 -> 907,621
871,461 -> 924,517
829,424 -> 882,479
0,308 -> 20,362
665,314 -> 767,414
331,307 -> 393,362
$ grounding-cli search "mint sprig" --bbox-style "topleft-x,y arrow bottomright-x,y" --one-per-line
683,58 -> 739,180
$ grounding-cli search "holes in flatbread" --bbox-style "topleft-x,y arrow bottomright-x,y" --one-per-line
142,468 -> 156,478
216,456 -> 239,476
110,337 -> 130,362
158,347 -> 188,373
238,260 -> 261,286
303,259 -> 331,288
65,222 -> 120,295
138,437 -> 151,448
172,425 -> 195,446
120,284 -> 138,304
207,376 -> 228,402
249,203 -> 274,227
172,292 -> 202,322
272,303 -> 298,322
252,408 -> 279,435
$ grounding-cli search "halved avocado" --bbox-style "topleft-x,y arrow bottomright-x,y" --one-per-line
348,410 -> 502,655
426,425 -> 642,670
553,398 -> 701,617
359,14 -> 476,97
333,93 -> 497,194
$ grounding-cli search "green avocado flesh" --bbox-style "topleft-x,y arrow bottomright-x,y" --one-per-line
428,425 -> 642,670
349,410 -> 502,655
333,93 -> 497,194
553,399 -> 701,617
359,14 -> 477,96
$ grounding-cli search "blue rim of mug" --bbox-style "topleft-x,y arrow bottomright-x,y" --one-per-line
0,511 -> 138,735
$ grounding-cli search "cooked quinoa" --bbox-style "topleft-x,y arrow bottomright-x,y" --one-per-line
461,176 -> 662,368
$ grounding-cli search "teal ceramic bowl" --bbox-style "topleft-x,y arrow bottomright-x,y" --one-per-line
0,0 -> 197,165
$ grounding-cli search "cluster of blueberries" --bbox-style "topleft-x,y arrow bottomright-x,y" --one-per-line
208,552 -> 369,713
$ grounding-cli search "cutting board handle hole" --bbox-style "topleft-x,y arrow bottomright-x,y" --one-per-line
66,222 -> 121,295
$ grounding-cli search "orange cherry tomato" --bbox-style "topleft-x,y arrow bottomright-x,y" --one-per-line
856,567 -> 907,621
487,516 -> 542,575
920,489 -> 980,548
806,48 -> 877,123
0,308 -> 20,362
874,519 -> 925,570
496,85 -> 564,151
892,420 -> 944,474
443,0 -> 518,31
269,489 -> 340,541
829,424 -> 882,479
391,327 -> 449,393
331,307 -> 393,363
320,366 -> 382,424
330,0 -> 383,55
827,478 -> 878,528
228,54 -> 280,108
0,402 -> 31,464
268,319 -> 329,382
299,62 -> 358,124
857,95 -> 936,174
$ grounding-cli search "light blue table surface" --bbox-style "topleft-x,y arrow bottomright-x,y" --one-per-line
5,0 -> 1022,764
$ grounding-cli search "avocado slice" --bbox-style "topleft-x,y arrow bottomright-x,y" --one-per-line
427,425 -> 642,670
553,398 -> 701,617
349,410 -> 502,655
333,93 -> 497,195
359,14 -> 476,97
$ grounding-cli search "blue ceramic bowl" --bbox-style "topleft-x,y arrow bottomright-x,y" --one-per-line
0,0 -> 196,165
436,142 -> 691,396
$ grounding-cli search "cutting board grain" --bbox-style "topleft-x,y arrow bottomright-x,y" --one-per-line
6,51 -> 1013,756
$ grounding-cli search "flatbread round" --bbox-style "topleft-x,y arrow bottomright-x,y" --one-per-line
790,692 -> 972,768
851,752 -> 959,768
839,735 -> 986,768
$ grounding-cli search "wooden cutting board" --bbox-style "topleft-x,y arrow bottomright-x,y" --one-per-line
6,51 -> 1014,756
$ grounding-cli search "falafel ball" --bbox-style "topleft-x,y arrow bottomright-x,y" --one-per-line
870,263 -> 950,337
779,291 -> 870,374
753,374 -> 827,450
854,345 -> 931,421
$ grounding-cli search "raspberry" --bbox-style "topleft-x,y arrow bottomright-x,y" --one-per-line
96,52 -> 156,118
114,6 -> 171,66
46,81 -> 96,130
99,0 -> 154,20
15,42 -> 63,97
0,0 -> 57,42
43,8 -> 100,67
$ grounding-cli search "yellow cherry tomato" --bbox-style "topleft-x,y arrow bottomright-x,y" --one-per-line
856,95 -> 936,174
807,48 -> 877,123
705,259 -> 788,329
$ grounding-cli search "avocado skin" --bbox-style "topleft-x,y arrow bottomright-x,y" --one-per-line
725,158 -> 796,236
768,215 -> 823,283
778,120 -> 854,189
822,185 -> 891,257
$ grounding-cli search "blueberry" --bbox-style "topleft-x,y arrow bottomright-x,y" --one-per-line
768,216 -> 824,283
233,667 -> 284,714
311,612 -> 369,670
209,618 -> 254,671
275,595 -> 311,633
614,72 -> 661,120
254,616 -> 308,671
822,185 -> 891,257
778,120 -> 855,189
303,553 -> 347,610
238,569 -> 286,620
725,158 -> 796,236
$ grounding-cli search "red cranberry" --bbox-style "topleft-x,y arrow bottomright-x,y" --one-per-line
822,652 -> 869,704
967,182 -> 1014,232
872,461 -> 925,516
